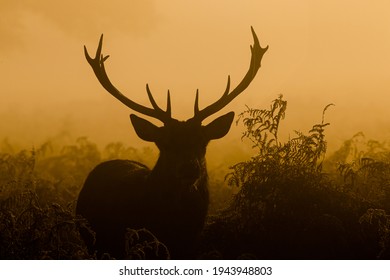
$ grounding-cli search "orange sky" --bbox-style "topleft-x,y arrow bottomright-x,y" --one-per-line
1,0 -> 390,157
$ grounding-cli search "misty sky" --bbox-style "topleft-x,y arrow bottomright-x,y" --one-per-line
1,0 -> 390,158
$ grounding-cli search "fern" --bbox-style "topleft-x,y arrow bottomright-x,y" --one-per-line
227,96 -> 333,188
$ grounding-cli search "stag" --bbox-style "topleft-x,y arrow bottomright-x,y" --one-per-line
76,27 -> 268,259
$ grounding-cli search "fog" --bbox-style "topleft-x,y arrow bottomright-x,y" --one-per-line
1,0 -> 390,163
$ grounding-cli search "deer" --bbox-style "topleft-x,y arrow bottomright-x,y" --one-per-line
76,27 -> 268,259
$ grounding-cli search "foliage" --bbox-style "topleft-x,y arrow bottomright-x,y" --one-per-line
1,96 -> 390,259
204,97 -> 389,259
0,138 -> 157,259
329,133 -> 390,211
359,208 -> 390,259
226,96 -> 332,188
124,228 -> 170,259
0,191 -> 92,259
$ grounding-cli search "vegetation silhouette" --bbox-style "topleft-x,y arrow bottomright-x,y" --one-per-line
1,97 -> 390,259
203,97 -> 390,259
76,27 -> 268,259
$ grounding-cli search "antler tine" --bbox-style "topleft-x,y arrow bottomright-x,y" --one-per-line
84,35 -> 172,123
194,89 -> 200,115
166,90 -> 172,117
145,84 -> 172,119
222,75 -> 231,97
192,27 -> 268,122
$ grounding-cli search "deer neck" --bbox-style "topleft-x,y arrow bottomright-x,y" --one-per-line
148,153 -> 209,192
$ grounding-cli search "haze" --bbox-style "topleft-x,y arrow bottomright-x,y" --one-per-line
1,0 -> 390,164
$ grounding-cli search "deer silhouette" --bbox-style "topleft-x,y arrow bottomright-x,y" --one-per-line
76,27 -> 268,259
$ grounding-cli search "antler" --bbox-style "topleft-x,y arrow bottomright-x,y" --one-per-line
84,35 -> 172,123
192,27 -> 268,123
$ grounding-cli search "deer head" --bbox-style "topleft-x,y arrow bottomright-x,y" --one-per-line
84,27 -> 267,186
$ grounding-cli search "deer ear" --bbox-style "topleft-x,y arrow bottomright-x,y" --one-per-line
203,111 -> 235,140
130,114 -> 160,142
